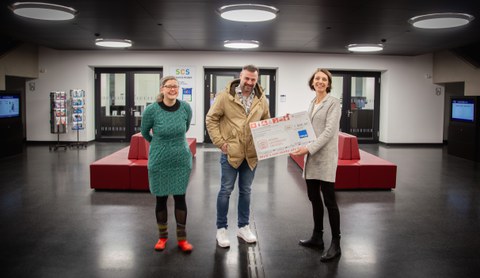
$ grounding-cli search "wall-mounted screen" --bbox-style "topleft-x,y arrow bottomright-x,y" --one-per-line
451,98 -> 475,123
0,95 -> 20,119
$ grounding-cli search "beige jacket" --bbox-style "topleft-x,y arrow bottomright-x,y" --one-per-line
206,79 -> 270,170
304,94 -> 341,182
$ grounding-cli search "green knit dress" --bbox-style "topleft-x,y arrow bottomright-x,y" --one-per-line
140,100 -> 192,196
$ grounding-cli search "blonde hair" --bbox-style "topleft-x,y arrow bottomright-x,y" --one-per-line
156,92 -> 164,102
156,75 -> 178,102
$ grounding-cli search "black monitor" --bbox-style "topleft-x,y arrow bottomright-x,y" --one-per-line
0,93 -> 21,119
450,97 -> 475,123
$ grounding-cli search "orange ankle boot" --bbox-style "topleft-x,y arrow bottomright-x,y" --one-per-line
154,238 -> 168,251
178,240 -> 193,252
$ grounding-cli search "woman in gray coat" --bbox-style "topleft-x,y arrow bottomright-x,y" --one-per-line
290,68 -> 342,262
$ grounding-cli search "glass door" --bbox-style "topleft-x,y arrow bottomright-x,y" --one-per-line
95,68 -> 162,142
330,71 -> 381,143
132,73 -> 161,134
259,69 -> 276,117
204,68 -> 276,143
97,72 -> 127,140
349,76 -> 377,139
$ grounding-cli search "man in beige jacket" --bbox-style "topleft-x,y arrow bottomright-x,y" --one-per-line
206,64 -> 270,248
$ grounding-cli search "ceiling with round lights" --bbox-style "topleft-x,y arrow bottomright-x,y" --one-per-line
2,1 -> 479,56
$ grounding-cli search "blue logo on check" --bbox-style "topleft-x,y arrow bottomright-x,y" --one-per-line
298,129 -> 308,138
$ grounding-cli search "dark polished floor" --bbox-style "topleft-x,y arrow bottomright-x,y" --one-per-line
1,142 -> 480,278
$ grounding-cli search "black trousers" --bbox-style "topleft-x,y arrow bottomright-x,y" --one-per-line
305,179 -> 341,238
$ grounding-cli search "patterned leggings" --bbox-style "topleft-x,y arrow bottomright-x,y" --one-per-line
155,195 -> 187,240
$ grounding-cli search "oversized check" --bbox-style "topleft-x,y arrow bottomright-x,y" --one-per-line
250,111 -> 316,160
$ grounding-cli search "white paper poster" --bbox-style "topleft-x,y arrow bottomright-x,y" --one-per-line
171,66 -> 195,124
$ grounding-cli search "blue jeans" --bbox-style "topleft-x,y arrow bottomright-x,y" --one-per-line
217,153 -> 256,229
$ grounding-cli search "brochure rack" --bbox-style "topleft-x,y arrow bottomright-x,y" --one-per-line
69,89 -> 87,149
49,91 -> 68,151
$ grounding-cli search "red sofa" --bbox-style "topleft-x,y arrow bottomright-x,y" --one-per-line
290,132 -> 396,189
90,133 -> 196,190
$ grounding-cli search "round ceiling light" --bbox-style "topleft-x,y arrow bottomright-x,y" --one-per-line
408,13 -> 474,29
95,39 -> 133,48
219,4 -> 279,22
224,40 -> 260,49
347,44 -> 384,53
9,2 -> 77,21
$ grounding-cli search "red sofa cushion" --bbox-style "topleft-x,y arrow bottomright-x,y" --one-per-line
335,160 -> 360,189
130,160 -> 149,190
127,134 -> 139,159
357,150 -> 397,189
338,132 -> 360,160
90,147 -> 132,190
187,138 -> 196,157
290,154 -> 305,168
128,133 -> 150,159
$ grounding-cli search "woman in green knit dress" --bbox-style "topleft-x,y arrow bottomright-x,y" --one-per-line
141,76 -> 193,252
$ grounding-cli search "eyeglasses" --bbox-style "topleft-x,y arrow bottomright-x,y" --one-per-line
163,85 -> 179,89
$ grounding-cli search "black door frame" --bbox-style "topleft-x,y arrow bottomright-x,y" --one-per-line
94,67 -> 163,142
331,71 -> 381,143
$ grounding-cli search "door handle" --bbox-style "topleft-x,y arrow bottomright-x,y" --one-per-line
347,110 -> 352,117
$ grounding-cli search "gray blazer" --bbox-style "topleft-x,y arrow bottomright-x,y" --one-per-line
304,94 -> 341,182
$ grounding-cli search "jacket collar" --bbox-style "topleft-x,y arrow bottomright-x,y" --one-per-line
308,94 -> 330,118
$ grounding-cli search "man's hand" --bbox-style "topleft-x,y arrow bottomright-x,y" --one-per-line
221,143 -> 228,154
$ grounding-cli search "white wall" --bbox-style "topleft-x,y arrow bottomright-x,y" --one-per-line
0,43 -> 38,90
26,47 -> 443,144
434,50 -> 480,96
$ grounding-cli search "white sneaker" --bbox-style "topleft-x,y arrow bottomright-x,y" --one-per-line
216,228 -> 230,248
237,225 -> 257,243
